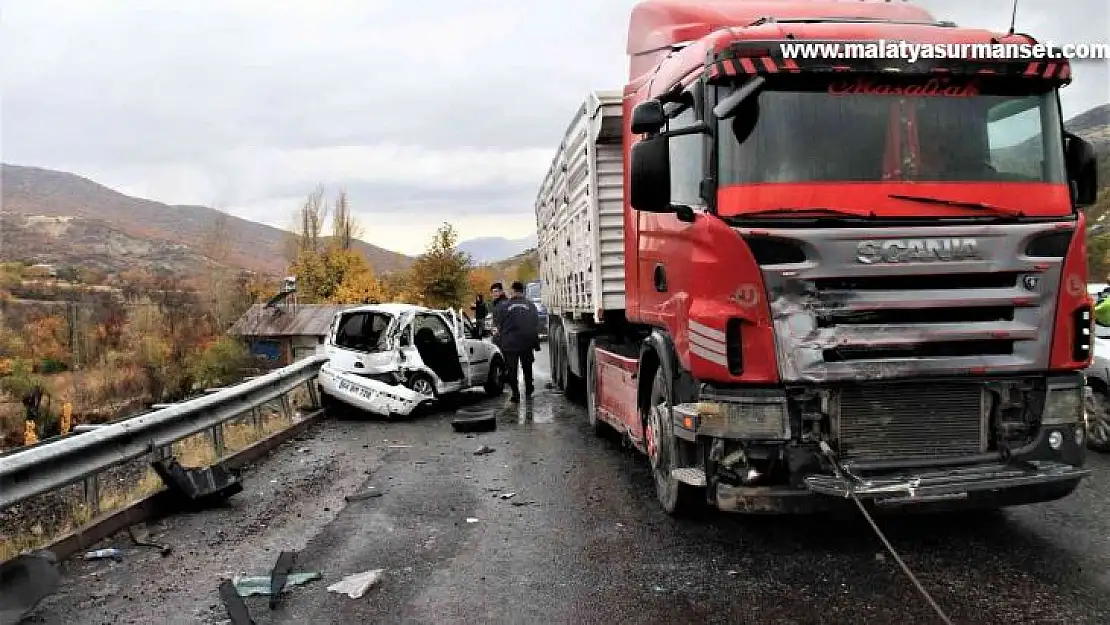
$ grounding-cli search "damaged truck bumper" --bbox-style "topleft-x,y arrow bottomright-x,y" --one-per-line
673,375 -> 1091,514
713,462 -> 1088,514
317,363 -> 432,417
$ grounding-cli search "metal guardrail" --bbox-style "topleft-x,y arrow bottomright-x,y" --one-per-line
0,355 -> 328,511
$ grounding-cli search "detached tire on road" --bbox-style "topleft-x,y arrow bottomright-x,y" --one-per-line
451,407 -> 497,433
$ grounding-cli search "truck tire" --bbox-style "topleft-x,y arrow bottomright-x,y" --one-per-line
585,341 -> 606,436
549,322 -> 565,390
645,366 -> 703,516
1085,386 -> 1110,452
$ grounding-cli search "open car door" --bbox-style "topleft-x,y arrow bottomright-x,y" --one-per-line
438,308 -> 472,386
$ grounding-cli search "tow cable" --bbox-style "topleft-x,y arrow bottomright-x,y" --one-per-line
818,441 -> 954,625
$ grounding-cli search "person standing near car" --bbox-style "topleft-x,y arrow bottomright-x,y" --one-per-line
489,282 -> 508,346
495,281 -> 540,402
471,293 -> 488,336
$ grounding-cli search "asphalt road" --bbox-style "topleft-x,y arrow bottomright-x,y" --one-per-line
29,345 -> 1110,624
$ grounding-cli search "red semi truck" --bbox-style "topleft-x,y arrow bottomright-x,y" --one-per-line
536,0 -> 1101,515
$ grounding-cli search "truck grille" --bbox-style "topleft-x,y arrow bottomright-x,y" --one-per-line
836,383 -> 986,463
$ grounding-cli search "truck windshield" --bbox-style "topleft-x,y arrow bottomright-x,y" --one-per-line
717,79 -> 1066,185
525,282 -> 541,301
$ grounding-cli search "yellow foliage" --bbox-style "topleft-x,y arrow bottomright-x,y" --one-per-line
24,421 -> 38,445
327,249 -> 386,304
468,267 -> 495,297
60,402 -> 72,434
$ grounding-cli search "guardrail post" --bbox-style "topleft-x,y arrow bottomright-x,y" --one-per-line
84,474 -> 100,517
251,406 -> 262,430
280,394 -> 292,420
306,380 -> 320,409
210,424 -> 225,458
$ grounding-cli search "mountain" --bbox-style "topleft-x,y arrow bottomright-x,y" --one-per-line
1065,104 -> 1110,187
459,234 -> 537,264
0,164 -> 412,277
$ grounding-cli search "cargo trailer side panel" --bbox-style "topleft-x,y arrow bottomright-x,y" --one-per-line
535,90 -> 625,321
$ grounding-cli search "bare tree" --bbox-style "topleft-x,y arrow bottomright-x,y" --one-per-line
331,189 -> 362,251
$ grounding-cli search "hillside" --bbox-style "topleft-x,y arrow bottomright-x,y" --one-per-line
0,164 -> 413,277
459,234 -> 538,264
0,213 -> 224,277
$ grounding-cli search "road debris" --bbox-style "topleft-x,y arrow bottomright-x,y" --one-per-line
452,416 -> 497,432
83,548 -> 123,562
345,489 -> 384,502
128,525 -> 172,557
466,517 -> 480,523
510,500 -> 533,507
232,573 -> 322,597
387,444 -> 412,449
218,579 -> 254,625
151,457 -> 243,508
269,551 -> 297,610
327,569 -> 385,599
474,445 -> 495,456
498,492 -> 516,500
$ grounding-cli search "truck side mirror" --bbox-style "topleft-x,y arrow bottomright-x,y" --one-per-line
630,135 -> 671,212
1064,132 -> 1098,207
631,100 -> 665,135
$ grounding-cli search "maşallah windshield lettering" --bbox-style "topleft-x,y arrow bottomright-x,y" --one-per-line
827,78 -> 981,97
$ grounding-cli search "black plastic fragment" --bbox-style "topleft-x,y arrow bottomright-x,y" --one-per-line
151,457 -> 243,506
219,579 -> 255,625
451,408 -> 497,433
269,551 -> 296,610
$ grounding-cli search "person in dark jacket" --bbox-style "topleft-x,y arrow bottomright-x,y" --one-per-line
470,294 -> 488,337
493,281 -> 540,401
489,282 -> 508,346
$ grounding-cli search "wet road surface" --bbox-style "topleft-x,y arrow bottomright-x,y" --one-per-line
32,346 -> 1110,624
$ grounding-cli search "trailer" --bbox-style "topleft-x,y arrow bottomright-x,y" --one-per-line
537,0 -> 1100,515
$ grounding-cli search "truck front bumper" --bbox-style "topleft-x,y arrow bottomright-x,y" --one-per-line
713,460 -> 1087,514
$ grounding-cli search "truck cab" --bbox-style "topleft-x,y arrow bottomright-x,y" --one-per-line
539,0 -> 1101,515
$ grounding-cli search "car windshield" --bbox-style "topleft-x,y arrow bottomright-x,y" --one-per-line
717,77 -> 1066,185
334,311 -> 393,352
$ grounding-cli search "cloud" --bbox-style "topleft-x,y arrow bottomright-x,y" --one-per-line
2,0 -> 1107,255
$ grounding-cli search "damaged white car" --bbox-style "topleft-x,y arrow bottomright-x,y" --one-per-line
317,303 -> 505,417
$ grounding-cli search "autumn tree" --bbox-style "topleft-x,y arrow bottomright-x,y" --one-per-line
409,223 -> 471,309
332,190 -> 362,251
514,255 -> 539,284
467,266 -> 495,298
328,250 -> 385,304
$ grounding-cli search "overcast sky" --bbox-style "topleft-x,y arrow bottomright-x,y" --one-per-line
3,0 -> 1108,255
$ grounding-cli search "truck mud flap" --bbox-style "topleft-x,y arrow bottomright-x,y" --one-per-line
803,460 -> 1089,503
323,369 -> 431,417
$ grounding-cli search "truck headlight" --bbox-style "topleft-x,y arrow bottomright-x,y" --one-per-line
1042,386 -> 1083,425
693,398 -> 791,440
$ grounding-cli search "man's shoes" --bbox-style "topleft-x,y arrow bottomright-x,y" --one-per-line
525,386 -> 534,398
510,394 -> 521,403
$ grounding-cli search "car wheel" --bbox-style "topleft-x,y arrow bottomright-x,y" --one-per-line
485,359 -> 505,397
1085,386 -> 1110,452
407,374 -> 437,398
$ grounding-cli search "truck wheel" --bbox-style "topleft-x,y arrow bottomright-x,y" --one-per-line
1085,387 -> 1110,452
550,324 -> 566,391
585,341 -> 605,436
645,367 -> 703,515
